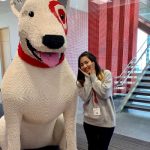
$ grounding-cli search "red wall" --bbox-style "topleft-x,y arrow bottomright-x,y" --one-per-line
66,0 -> 139,79
88,0 -> 139,77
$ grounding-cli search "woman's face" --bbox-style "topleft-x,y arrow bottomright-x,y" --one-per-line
80,56 -> 93,74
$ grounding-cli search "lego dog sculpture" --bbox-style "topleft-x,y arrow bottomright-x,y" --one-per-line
0,0 -> 77,149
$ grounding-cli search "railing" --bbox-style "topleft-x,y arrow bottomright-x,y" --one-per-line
113,39 -> 150,96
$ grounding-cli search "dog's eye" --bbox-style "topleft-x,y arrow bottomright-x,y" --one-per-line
60,14 -> 65,21
28,11 -> 34,17
58,9 -> 66,24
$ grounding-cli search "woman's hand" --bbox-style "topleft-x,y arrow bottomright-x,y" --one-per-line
79,68 -> 90,77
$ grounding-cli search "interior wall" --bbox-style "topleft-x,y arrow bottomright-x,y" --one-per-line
70,0 -> 88,12
137,29 -> 148,50
0,43 -> 2,86
0,28 -> 12,87
66,8 -> 88,75
0,28 -> 11,73
0,11 -> 19,59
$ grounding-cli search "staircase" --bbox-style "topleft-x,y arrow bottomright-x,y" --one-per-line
113,40 -> 150,112
114,0 -> 150,112
124,68 -> 150,112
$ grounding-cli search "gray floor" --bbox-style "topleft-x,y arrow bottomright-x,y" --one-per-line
77,123 -> 150,150
77,97 -> 150,142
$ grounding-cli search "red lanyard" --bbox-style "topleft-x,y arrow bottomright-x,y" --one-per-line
92,89 -> 98,104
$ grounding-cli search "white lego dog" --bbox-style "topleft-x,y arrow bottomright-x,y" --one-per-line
0,0 -> 77,150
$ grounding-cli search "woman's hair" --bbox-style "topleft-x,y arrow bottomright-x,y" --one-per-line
77,51 -> 104,86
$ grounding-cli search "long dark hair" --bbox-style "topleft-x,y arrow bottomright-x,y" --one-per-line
77,51 -> 103,86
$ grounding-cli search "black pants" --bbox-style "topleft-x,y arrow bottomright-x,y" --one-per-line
83,122 -> 115,150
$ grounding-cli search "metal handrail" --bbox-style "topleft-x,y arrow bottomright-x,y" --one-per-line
116,39 -> 147,79
118,46 -> 149,86
113,41 -> 150,92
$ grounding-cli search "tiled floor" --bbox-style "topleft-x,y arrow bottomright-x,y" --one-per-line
77,97 -> 150,142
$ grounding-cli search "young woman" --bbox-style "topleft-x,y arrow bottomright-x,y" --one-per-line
77,51 -> 116,150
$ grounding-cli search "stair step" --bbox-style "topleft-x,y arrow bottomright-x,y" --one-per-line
117,76 -> 137,79
146,67 -> 150,71
125,102 -> 150,111
133,89 -> 150,96
141,77 -> 150,82
114,81 -> 135,85
137,82 -> 150,89
144,71 -> 150,76
129,95 -> 150,103
128,70 -> 142,74
113,93 -> 127,97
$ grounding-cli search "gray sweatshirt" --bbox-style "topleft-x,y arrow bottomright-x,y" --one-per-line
77,70 -> 116,128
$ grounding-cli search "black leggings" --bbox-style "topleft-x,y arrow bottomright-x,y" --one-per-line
83,122 -> 115,150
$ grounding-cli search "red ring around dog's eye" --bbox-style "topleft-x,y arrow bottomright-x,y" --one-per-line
49,1 -> 67,34
58,9 -> 66,24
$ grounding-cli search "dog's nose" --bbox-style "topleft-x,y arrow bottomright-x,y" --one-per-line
42,35 -> 65,49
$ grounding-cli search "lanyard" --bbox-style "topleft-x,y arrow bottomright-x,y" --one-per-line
92,89 -> 98,104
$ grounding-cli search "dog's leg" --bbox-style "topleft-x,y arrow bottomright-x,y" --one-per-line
63,95 -> 78,150
5,114 -> 22,150
52,114 -> 66,150
3,101 -> 22,150
1,93 -> 23,150
0,116 -> 7,150
59,131 -> 66,150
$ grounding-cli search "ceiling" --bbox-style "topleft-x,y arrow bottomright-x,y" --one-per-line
0,0 -> 11,15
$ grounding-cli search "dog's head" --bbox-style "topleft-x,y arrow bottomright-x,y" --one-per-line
10,0 -> 70,67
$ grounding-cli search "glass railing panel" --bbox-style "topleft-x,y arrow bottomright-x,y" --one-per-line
135,52 -> 146,72
139,0 -> 150,22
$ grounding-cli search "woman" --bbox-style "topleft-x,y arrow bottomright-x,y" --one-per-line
77,51 -> 116,150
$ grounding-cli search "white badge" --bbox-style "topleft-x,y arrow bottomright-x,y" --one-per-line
93,107 -> 101,116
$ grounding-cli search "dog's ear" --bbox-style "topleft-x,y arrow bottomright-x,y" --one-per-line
58,0 -> 70,9
10,0 -> 26,17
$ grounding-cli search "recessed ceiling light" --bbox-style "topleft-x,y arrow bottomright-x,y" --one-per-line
0,0 -> 7,1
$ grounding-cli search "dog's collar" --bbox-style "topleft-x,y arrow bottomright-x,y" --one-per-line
18,43 -> 64,68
